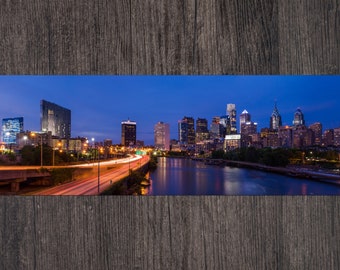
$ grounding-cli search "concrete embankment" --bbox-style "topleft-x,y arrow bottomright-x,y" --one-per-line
196,158 -> 340,185
101,162 -> 150,195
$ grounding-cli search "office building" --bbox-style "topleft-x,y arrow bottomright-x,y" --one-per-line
227,104 -> 237,134
240,110 -> 251,132
292,125 -> 312,148
334,127 -> 340,146
121,119 -> 137,146
270,102 -> 282,130
292,108 -> 305,126
178,116 -> 195,146
2,117 -> 24,144
196,118 -> 209,142
154,122 -> 170,150
241,122 -> 258,136
278,126 -> 293,148
16,131 -> 52,149
261,128 -> 280,148
224,134 -> 241,151
322,129 -> 334,146
309,122 -> 322,145
210,116 -> 222,140
41,100 -> 71,139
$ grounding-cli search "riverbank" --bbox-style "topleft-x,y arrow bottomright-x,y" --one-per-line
195,158 -> 340,185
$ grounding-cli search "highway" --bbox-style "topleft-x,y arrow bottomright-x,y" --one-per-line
29,155 -> 150,195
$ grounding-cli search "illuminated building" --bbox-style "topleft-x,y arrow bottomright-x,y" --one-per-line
292,108 -> 305,126
224,134 -> 241,151
16,131 -> 52,149
121,119 -> 137,146
220,115 -> 231,135
2,117 -> 24,144
261,128 -> 280,148
178,116 -> 195,146
309,122 -> 322,145
196,118 -> 209,142
322,129 -> 334,146
240,110 -> 257,136
278,126 -> 293,148
292,125 -> 313,148
154,122 -> 170,150
41,100 -> 71,139
227,104 -> 237,134
210,116 -> 222,140
269,102 -> 282,130
333,127 -> 340,146
241,122 -> 257,135
240,110 -> 251,132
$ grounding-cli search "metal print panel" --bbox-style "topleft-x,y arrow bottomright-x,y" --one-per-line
0,75 -> 339,195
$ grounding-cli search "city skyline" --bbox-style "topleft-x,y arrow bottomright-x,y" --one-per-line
0,75 -> 339,145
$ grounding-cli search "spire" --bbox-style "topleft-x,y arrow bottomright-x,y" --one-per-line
270,101 -> 282,130
272,101 -> 280,117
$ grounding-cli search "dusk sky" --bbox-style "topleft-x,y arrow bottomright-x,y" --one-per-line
0,76 -> 339,145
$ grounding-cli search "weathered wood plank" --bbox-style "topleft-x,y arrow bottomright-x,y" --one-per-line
278,0 -> 339,74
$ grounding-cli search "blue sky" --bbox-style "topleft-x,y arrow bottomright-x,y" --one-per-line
0,76 -> 339,145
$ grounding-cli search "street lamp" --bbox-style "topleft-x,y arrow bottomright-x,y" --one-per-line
31,132 -> 43,167
52,142 -> 62,166
91,138 -> 95,165
23,135 -> 28,145
98,148 -> 100,194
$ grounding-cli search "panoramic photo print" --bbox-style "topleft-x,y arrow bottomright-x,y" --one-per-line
0,75 -> 339,195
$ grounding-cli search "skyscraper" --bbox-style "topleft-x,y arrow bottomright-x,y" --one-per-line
210,116 -> 222,140
121,119 -> 137,146
220,115 -> 231,135
293,108 -> 305,126
333,127 -> 340,146
178,116 -> 195,146
196,118 -> 209,142
309,122 -> 322,145
269,102 -> 282,130
154,122 -> 170,150
227,104 -> 237,134
322,129 -> 334,146
240,110 -> 251,132
2,117 -> 24,144
40,100 -> 71,139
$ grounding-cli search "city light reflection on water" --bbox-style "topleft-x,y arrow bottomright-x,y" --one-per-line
147,157 -> 340,195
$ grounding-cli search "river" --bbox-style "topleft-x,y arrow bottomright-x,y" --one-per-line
147,157 -> 340,195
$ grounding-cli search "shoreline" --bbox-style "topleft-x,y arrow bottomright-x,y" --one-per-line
191,157 -> 340,185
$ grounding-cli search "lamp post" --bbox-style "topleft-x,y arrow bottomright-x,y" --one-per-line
40,134 -> 43,167
98,148 -> 100,194
23,135 -> 28,146
52,142 -> 61,167
91,138 -> 95,165
31,132 -> 43,167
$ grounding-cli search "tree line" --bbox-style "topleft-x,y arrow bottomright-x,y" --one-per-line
211,147 -> 339,168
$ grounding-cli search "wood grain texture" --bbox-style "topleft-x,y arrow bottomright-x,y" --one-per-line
0,0 -> 340,269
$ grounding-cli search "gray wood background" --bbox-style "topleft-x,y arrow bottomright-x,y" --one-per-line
0,0 -> 339,269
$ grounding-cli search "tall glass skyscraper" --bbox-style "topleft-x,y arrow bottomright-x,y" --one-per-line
227,104 -> 237,134
2,117 -> 24,144
240,110 -> 251,132
196,118 -> 209,142
154,122 -> 170,150
178,116 -> 195,145
40,100 -> 71,139
121,119 -> 137,146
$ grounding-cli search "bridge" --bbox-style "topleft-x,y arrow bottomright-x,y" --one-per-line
0,168 -> 51,192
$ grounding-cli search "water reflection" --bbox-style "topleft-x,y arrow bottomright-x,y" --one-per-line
148,157 -> 340,195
